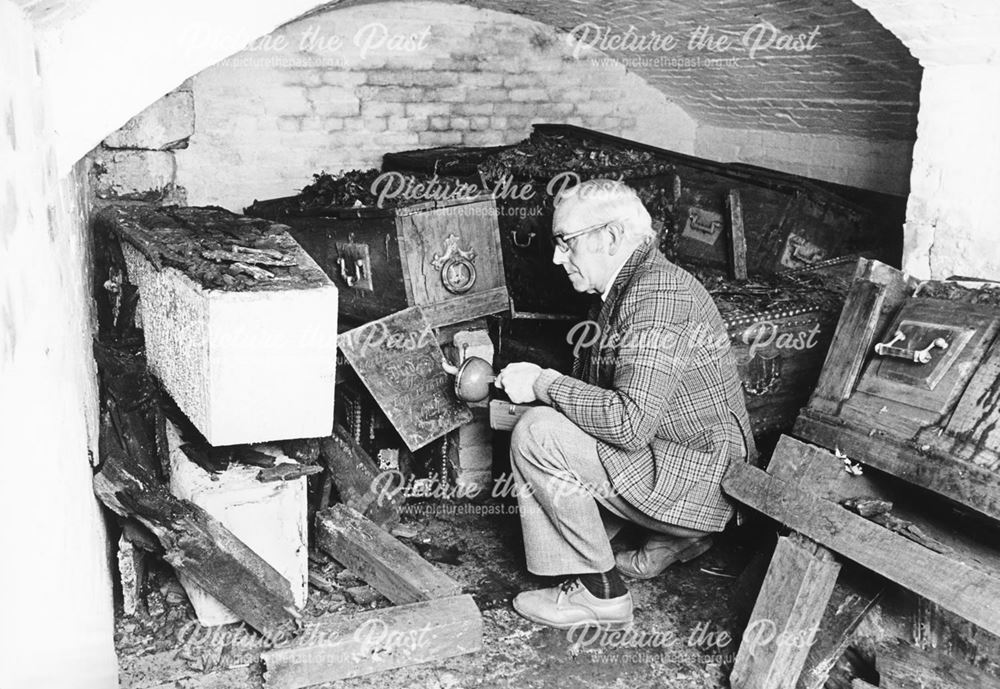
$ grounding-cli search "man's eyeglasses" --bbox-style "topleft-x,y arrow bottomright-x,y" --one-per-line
550,219 -> 622,252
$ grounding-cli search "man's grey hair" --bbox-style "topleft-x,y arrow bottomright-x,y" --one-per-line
553,179 -> 655,243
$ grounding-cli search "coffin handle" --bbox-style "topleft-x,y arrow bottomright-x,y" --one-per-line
337,256 -> 366,287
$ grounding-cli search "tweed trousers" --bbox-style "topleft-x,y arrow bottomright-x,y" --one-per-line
510,406 -> 712,576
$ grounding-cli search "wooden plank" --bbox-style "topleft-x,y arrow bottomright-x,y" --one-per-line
876,639 -> 1000,689
936,333 -> 1000,470
727,189 -> 748,280
808,279 -> 885,415
338,306 -> 473,452
315,504 -> 463,604
794,412 -> 1000,523
731,533 -> 841,689
419,285 -> 511,328
261,594 -> 482,689
93,454 -> 298,637
767,434 -> 883,502
117,533 -> 147,617
909,599 -> 1000,676
796,567 -> 884,689
320,425 -> 401,528
722,461 -> 1000,637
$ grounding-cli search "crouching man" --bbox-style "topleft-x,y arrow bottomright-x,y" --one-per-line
495,179 -> 755,630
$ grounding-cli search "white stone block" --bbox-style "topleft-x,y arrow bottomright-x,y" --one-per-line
167,424 -> 308,626
122,242 -> 338,446
103,90 -> 195,150
93,150 -> 176,200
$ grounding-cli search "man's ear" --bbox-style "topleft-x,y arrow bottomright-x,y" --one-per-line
605,221 -> 626,255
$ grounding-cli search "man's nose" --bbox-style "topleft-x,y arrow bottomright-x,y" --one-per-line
552,247 -> 566,266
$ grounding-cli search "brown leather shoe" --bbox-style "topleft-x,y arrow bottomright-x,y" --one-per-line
615,534 -> 713,580
512,578 -> 633,630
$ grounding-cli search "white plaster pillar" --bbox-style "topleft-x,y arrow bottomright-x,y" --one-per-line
903,65 -> 1000,279
851,0 -> 1000,279
0,3 -> 117,687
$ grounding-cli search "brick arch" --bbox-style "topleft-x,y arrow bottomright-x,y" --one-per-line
331,0 -> 922,141
174,1 -> 700,209
26,0 -> 333,170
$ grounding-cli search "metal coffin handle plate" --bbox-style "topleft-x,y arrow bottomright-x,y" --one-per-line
334,242 -> 374,291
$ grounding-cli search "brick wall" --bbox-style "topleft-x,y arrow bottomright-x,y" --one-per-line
696,126 -> 914,196
167,1 -> 919,210
174,2 -> 698,210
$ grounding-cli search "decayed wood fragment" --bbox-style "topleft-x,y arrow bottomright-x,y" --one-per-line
731,533 -> 841,689
94,452 -> 299,637
315,504 -> 462,605
319,426 -> 401,528
261,594 -> 482,689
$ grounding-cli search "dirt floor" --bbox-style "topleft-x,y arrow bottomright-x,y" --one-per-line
117,497 -> 764,689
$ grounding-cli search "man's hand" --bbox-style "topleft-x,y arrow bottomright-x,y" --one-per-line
495,362 -> 542,404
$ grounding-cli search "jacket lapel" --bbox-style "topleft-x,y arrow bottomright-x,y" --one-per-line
588,241 -> 655,382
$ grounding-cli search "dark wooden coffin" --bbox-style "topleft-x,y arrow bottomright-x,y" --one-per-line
247,194 -> 509,328
383,125 -> 902,318
529,124 -> 902,275
795,259 -> 1000,523
382,144 -> 513,184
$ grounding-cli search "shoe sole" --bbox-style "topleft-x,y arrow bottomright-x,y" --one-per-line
512,600 -> 634,631
616,536 -> 714,580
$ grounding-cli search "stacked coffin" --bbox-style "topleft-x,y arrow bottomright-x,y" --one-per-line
246,171 -> 513,489
723,260 -> 1000,689
93,204 -> 341,630
380,125 -> 894,441
245,172 -> 509,329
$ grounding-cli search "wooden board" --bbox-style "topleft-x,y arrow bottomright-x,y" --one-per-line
876,639 -> 1000,689
727,189 -> 748,281
320,426 -> 401,528
93,453 -> 298,637
731,534 -> 841,689
722,460 -> 1000,637
315,504 -> 463,604
796,567 -> 884,689
794,412 -> 1000,523
261,594 -> 482,689
766,435 -> 884,502
338,306 -> 472,451
809,279 -> 886,416
852,299 -> 1000,416
931,333 -> 1000,471
396,196 -> 505,306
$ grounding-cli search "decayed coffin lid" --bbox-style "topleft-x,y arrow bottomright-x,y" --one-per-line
795,258 -> 1000,522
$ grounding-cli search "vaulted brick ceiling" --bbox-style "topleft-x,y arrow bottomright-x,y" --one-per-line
335,0 -> 922,140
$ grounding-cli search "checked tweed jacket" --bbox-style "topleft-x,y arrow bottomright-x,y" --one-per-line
540,241 -> 756,532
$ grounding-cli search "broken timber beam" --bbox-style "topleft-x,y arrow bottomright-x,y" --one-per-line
796,567 -> 883,689
315,504 -> 462,604
722,438 -> 1000,637
731,533 -> 841,689
876,638 -> 1000,689
94,453 -> 298,637
261,594 -> 482,689
319,426 -> 401,528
